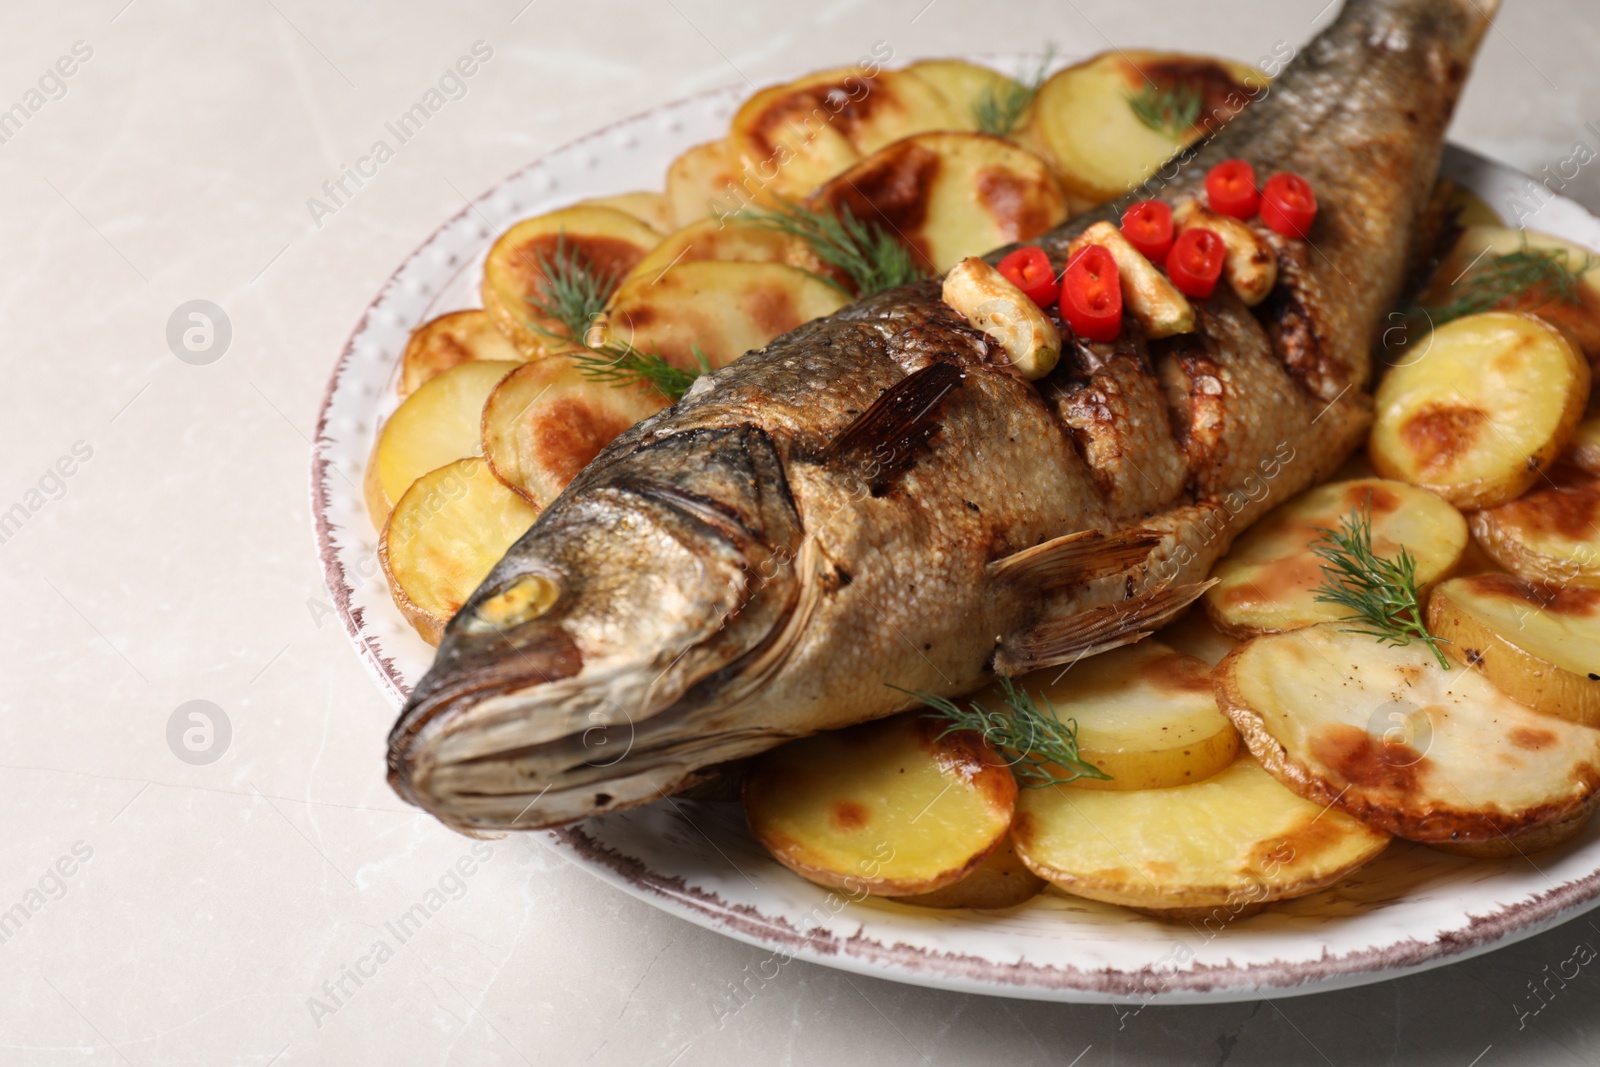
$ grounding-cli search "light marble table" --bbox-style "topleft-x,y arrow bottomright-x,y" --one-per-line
3,1 -> 1599,1064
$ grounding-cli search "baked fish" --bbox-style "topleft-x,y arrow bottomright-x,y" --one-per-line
388,0 -> 1498,831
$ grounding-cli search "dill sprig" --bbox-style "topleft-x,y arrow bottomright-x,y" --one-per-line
747,201 -> 927,296
525,232 -> 619,339
901,677 -> 1111,788
1309,499 -> 1450,669
1424,241 -> 1598,327
566,342 -> 709,401
973,45 -> 1056,137
1127,79 -> 1204,137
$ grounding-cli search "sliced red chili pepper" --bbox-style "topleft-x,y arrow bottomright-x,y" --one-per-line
1120,200 -> 1174,264
997,246 -> 1059,308
1205,159 -> 1259,220
1167,228 -> 1225,299
1060,245 -> 1123,343
1260,172 -> 1318,238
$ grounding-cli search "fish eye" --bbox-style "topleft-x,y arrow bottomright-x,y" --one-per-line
466,575 -> 559,632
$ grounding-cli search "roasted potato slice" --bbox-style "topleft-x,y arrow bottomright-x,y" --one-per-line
1204,479 -> 1467,637
1012,755 -> 1388,920
1024,51 -> 1262,204
1158,607 -> 1241,668
615,217 -> 809,293
1429,574 -> 1600,728
665,139 -> 739,229
364,360 -> 520,528
893,836 -> 1044,909
1568,413 -> 1600,475
581,191 -> 673,234
807,131 -> 1066,274
900,59 -> 1021,132
743,713 -> 1016,897
983,640 -> 1239,791
481,205 -> 662,356
482,358 -> 666,508
1470,468 -> 1600,587
1370,311 -> 1589,509
1216,622 -> 1600,857
1418,225 -> 1600,360
379,457 -> 540,646
602,261 -> 848,371
727,67 -> 961,204
399,310 -> 525,398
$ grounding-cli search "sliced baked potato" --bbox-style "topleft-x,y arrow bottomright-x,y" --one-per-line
1023,51 -> 1262,204
1369,311 -> 1589,509
1569,413 -> 1600,475
727,67 -> 962,204
900,59 -> 1022,132
986,641 -> 1238,791
1012,755 -> 1389,920
601,260 -> 848,371
1158,607 -> 1241,668
1418,225 -> 1600,360
399,309 -> 525,398
1216,622 -> 1600,857
892,835 -> 1044,909
1204,479 -> 1467,637
482,357 -> 666,508
743,712 -> 1016,897
614,217 -> 809,294
664,139 -> 739,229
581,191 -> 673,234
806,131 -> 1067,274
364,360 -> 520,528
379,457 -> 540,645
1470,467 -> 1600,587
481,205 -> 662,356
1429,574 -> 1600,728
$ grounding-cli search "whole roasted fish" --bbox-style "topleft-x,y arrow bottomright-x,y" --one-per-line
388,0 -> 1498,831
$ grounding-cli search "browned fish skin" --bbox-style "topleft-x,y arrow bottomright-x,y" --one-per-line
387,0 -> 1499,832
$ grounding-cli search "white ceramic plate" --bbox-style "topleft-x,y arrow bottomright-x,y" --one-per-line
311,65 -> 1600,1004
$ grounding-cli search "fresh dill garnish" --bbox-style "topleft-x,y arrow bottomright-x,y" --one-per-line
1126,79 -> 1204,137
747,200 -> 927,296
525,232 -> 619,340
1309,498 -> 1450,669
900,677 -> 1111,788
566,342 -> 710,401
973,45 -> 1056,137
1423,241 -> 1598,327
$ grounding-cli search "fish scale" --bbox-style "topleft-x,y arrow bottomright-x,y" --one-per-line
388,0 -> 1500,832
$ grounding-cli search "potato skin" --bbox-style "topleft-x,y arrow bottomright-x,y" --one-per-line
892,837 -> 1044,909
1469,470 -> 1600,588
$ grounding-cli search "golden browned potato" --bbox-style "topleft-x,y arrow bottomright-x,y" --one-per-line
1216,622 -> 1600,857
727,67 -> 962,204
893,836 -> 1044,909
364,360 -> 520,528
601,261 -> 848,371
1012,755 -> 1388,919
399,309 -> 525,398
1418,225 -> 1600,360
614,217 -> 809,294
743,713 -> 1016,897
1470,468 -> 1600,587
807,131 -> 1067,274
665,139 -> 739,229
982,641 -> 1239,791
481,205 -> 662,357
379,457 -> 540,646
1429,574 -> 1600,728
1568,413 -> 1600,475
1369,311 -> 1589,509
581,191 -> 674,234
1204,479 -> 1467,637
482,358 -> 666,508
900,59 -> 1022,132
1024,51 -> 1262,204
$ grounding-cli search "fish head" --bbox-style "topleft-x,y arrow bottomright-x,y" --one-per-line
387,424 -> 807,831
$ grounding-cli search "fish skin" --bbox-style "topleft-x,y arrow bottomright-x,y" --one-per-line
387,0 -> 1500,832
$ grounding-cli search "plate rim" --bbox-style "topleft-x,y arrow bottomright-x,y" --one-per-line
310,76 -> 1600,1003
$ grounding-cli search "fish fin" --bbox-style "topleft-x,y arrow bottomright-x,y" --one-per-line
993,579 -> 1217,676
822,361 -> 965,495
987,527 -> 1160,593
